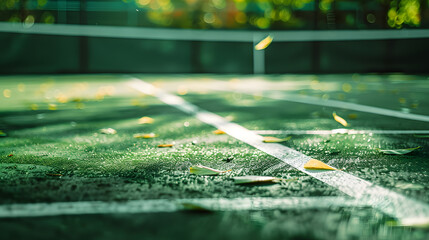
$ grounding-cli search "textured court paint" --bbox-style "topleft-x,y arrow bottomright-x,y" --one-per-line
129,78 -> 429,226
253,129 -> 429,135
0,197 -> 367,218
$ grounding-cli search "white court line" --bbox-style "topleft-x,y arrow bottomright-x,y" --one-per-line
129,78 -> 429,226
253,129 -> 429,135
260,91 -> 429,122
211,84 -> 429,123
0,197 -> 366,218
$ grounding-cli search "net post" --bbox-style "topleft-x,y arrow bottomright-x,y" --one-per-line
253,34 -> 265,74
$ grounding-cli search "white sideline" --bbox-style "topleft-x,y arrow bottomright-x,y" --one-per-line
0,197 -> 366,218
253,129 -> 429,135
211,85 -> 429,123
129,78 -> 429,226
264,92 -> 429,122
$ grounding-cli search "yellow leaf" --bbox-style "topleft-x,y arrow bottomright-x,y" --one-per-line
189,165 -> 231,176
254,35 -> 273,50
304,159 -> 337,170
56,93 -> 68,103
158,144 -> 173,148
3,89 -> 11,98
100,128 -> 117,135
0,130 -> 7,137
138,116 -> 154,124
213,129 -> 226,135
333,112 -> 348,127
30,104 -> 38,110
48,103 -> 57,110
263,136 -> 292,143
134,133 -> 158,138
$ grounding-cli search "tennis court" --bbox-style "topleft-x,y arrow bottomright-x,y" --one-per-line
1,1 -> 429,239
1,73 -> 429,239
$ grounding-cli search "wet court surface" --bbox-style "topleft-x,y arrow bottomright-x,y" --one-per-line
0,74 -> 428,239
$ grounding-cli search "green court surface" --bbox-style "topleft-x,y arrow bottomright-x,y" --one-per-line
0,74 -> 429,240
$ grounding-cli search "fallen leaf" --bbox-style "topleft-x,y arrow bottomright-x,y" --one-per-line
377,146 -> 420,155
56,93 -> 68,103
100,128 -> 117,135
304,159 -> 337,170
233,176 -> 291,185
263,136 -> 292,143
138,116 -> 154,124
30,104 -> 38,110
213,129 -> 226,135
46,173 -> 63,177
48,103 -> 57,110
71,98 -> 82,102
254,35 -> 273,50
158,144 -> 174,148
3,89 -> 11,98
0,130 -> 7,137
189,165 -> 231,176
333,112 -> 348,127
133,133 -> 158,138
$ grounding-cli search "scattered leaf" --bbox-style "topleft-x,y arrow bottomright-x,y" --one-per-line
213,129 -> 226,135
56,93 -> 68,103
100,128 -> 117,135
48,103 -> 57,110
30,104 -> 38,110
138,116 -> 154,124
189,165 -> 231,176
46,173 -> 63,177
0,130 -> 7,137
233,175 -> 293,185
333,112 -> 348,127
304,159 -> 337,170
254,35 -> 273,50
3,89 -> 11,98
133,133 -> 158,138
180,203 -> 212,212
377,146 -> 420,155
263,136 -> 292,143
158,144 -> 174,148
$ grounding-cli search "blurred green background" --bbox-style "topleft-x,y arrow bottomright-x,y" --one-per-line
0,0 -> 428,74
